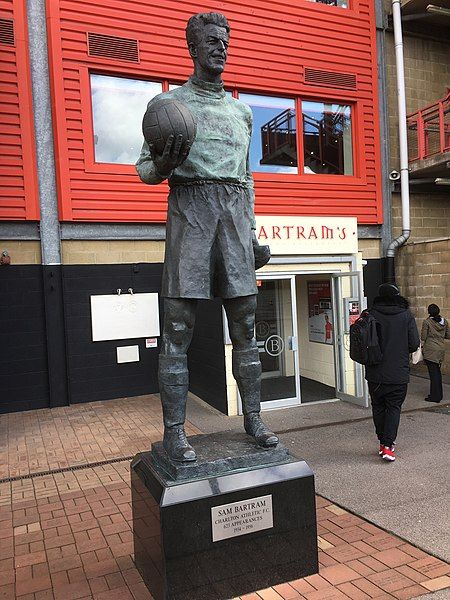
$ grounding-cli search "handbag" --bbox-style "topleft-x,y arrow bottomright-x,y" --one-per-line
410,346 -> 423,365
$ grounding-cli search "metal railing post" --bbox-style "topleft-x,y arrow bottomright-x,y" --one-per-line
438,101 -> 445,154
417,111 -> 425,160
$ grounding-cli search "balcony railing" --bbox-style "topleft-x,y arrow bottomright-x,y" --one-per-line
260,109 -> 297,166
407,91 -> 450,162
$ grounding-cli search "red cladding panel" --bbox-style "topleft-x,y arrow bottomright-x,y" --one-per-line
0,0 -> 39,220
46,0 -> 383,224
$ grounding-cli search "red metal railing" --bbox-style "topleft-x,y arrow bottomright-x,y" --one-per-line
407,91 -> 450,162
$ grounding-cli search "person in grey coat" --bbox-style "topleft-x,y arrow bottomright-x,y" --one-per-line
421,304 -> 449,403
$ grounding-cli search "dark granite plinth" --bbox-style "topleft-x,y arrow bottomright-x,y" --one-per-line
131,432 -> 318,600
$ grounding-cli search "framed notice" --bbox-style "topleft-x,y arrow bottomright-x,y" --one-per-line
91,292 -> 160,342
307,281 -> 333,344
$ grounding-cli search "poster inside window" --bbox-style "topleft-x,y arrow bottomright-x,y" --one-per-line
307,281 -> 333,344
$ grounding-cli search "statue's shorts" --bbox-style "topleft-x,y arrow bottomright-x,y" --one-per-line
162,182 -> 257,300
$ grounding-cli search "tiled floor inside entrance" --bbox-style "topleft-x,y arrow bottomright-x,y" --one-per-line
0,396 -> 449,599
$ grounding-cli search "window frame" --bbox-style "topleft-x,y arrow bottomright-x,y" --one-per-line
235,89 -> 363,185
80,67 -> 169,175
80,67 -> 364,185
300,0 -> 358,12
239,91 -> 299,176
300,98 -> 355,177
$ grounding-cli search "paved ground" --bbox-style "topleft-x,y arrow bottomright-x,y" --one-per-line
0,375 -> 448,600
186,376 -> 450,562
280,409 -> 450,562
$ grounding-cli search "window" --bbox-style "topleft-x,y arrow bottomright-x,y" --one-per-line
89,76 -> 355,177
240,94 -> 297,174
302,101 -> 353,175
90,74 -> 162,164
306,0 -> 348,8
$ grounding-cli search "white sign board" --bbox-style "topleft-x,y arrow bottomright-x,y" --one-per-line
91,293 -> 160,342
211,494 -> 273,542
255,216 -> 358,255
117,345 -> 139,363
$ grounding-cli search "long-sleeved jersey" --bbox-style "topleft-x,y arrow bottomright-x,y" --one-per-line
135,75 -> 256,226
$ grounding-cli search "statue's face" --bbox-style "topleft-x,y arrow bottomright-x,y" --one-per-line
192,23 -> 229,75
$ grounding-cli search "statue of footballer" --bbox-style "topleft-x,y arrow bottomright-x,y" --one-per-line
136,12 -> 277,463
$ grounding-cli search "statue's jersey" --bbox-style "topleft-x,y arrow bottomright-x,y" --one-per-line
136,75 -> 258,299
136,75 -> 254,192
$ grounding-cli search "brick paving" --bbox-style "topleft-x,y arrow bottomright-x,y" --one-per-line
0,395 -> 201,480
0,395 -> 449,600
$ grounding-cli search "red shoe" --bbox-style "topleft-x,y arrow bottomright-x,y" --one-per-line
382,445 -> 395,461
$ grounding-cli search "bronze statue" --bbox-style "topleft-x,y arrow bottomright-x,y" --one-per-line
136,12 -> 278,462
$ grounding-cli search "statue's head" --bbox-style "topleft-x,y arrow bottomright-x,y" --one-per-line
186,13 -> 230,77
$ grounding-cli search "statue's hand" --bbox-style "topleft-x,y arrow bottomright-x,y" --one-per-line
252,231 -> 271,270
149,134 -> 191,179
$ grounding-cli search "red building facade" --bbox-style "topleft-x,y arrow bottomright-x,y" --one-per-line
1,0 -> 382,224
0,0 -> 385,414
0,0 -> 39,220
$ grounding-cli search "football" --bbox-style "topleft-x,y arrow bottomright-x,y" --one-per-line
142,98 -> 197,156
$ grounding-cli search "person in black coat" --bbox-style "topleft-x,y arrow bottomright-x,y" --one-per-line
366,283 -> 420,462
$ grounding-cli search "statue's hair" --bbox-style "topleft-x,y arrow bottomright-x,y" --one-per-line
185,13 -> 230,47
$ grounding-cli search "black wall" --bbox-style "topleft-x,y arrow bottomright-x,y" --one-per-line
1,262 -> 230,414
0,265 -> 50,413
188,299 -> 227,414
363,258 -> 384,307
63,263 -> 163,404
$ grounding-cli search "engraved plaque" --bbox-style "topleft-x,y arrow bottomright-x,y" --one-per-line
211,494 -> 273,542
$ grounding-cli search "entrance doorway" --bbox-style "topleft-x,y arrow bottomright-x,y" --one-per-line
235,269 -> 368,413
331,272 -> 367,407
254,276 -> 300,410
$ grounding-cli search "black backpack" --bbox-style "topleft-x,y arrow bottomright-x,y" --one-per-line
349,310 -> 383,366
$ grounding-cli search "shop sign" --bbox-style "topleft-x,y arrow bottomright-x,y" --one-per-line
255,216 -> 358,255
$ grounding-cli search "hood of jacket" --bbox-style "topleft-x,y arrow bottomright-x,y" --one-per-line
427,316 -> 446,332
371,294 -> 409,316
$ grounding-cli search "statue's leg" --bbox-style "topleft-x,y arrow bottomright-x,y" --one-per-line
159,298 -> 197,462
223,295 -> 279,448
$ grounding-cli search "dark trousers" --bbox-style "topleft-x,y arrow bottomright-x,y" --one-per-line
425,359 -> 443,402
368,382 -> 408,447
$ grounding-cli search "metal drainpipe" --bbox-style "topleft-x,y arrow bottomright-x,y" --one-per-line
386,0 -> 411,283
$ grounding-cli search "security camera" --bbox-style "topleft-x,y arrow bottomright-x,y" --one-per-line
389,170 -> 401,181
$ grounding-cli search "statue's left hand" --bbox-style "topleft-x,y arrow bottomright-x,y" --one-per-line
252,232 -> 271,270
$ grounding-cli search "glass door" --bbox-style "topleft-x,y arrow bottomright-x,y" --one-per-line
331,272 -> 368,407
253,276 -> 300,410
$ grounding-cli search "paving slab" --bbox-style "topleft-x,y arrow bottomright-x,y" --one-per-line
279,410 -> 450,561
417,591 -> 450,600
0,375 -> 448,599
187,374 -> 436,436
187,376 -> 450,563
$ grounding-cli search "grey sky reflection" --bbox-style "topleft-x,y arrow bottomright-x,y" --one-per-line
91,75 -> 162,164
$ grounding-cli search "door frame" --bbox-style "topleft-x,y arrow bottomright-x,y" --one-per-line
237,274 -> 301,413
331,271 -> 369,407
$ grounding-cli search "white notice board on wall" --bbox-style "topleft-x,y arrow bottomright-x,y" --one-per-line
90,293 -> 160,342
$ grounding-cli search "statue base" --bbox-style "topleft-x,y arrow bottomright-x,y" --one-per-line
131,432 -> 318,600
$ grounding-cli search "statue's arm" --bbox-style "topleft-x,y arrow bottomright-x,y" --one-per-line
135,140 -> 166,185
